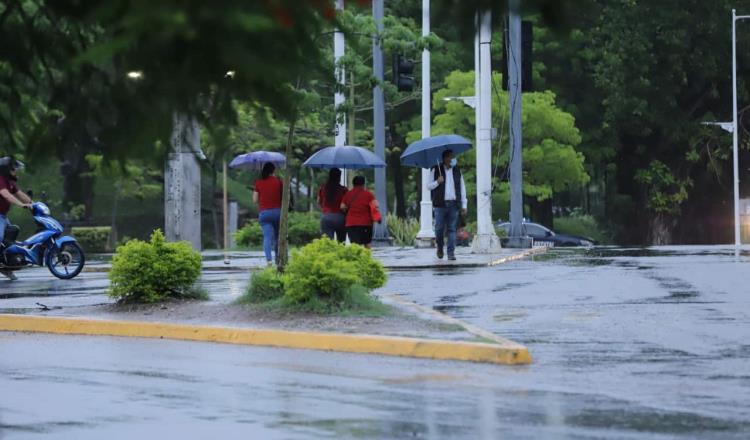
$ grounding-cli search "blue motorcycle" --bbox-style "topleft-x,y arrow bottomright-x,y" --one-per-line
0,202 -> 85,279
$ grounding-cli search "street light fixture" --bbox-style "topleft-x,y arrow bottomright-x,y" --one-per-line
732,9 -> 750,258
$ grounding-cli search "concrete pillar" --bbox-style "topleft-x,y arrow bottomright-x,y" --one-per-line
165,113 -> 202,250
373,0 -> 388,242
334,0 -> 346,148
229,201 -> 238,248
505,0 -> 532,248
471,9 -> 501,254
415,0 -> 436,248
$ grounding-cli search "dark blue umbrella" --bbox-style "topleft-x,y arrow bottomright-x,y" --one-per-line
400,134 -> 472,168
229,151 -> 286,171
303,146 -> 386,169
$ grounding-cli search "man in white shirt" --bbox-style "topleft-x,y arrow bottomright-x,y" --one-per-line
429,150 -> 467,260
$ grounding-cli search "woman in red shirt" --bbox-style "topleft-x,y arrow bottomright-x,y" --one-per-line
253,162 -> 283,264
340,175 -> 379,248
317,168 -> 348,243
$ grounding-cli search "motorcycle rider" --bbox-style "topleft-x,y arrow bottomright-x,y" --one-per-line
0,156 -> 33,280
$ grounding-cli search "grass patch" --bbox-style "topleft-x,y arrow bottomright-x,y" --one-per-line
238,283 -> 390,316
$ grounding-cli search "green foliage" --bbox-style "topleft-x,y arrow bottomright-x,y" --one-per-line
386,214 -> 419,247
239,268 -> 285,304
414,70 -> 589,205
282,237 -> 386,305
235,212 -> 321,248
108,229 -> 202,303
72,226 -> 111,253
554,214 -> 610,245
634,161 -> 692,216
288,212 -> 322,245
234,222 -> 263,247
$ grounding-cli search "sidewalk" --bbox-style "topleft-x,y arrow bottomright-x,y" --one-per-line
83,246 -> 547,273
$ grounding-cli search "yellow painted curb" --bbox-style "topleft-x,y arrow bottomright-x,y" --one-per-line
0,314 -> 531,365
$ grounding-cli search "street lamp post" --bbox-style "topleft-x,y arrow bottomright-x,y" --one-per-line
732,9 -> 749,258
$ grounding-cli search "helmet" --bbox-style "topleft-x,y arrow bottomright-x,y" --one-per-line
0,156 -> 24,178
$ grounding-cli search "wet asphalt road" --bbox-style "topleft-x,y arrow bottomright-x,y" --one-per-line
1,246 -> 750,439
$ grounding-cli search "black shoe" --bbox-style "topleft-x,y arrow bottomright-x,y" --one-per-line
447,254 -> 456,261
437,248 -> 444,259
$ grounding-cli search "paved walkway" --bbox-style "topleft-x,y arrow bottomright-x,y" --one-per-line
83,247 -> 545,272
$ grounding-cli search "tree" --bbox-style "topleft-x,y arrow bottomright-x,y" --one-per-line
409,70 -> 589,227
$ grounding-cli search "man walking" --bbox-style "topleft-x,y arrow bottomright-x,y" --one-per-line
0,156 -> 32,280
429,150 -> 467,260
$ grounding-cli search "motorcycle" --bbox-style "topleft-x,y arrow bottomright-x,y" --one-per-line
0,202 -> 86,279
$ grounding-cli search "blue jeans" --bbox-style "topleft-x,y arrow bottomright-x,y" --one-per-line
259,208 -> 281,262
434,202 -> 459,255
0,215 -> 9,245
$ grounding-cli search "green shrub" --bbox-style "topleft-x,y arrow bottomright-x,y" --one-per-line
288,212 -> 322,244
386,214 -> 419,247
108,229 -> 203,303
554,214 -> 610,244
339,243 -> 387,289
72,226 -> 111,253
235,221 -> 263,247
235,212 -> 322,248
282,237 -> 387,305
240,267 -> 285,303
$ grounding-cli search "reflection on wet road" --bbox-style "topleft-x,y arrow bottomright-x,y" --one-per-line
1,246 -> 749,439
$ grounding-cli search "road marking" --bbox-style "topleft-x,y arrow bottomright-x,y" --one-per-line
0,314 -> 531,365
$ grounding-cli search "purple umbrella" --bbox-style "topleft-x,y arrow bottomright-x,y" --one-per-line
229,151 -> 286,171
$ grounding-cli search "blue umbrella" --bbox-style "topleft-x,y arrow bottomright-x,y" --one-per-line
229,151 -> 286,171
400,134 -> 472,168
303,146 -> 386,169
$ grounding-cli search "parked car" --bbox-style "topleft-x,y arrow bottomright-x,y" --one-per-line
496,221 -> 596,247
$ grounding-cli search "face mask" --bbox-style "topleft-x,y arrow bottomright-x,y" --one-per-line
450,158 -> 457,168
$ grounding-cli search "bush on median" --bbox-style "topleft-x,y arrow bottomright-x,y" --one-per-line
239,236 -> 388,313
108,229 -> 203,303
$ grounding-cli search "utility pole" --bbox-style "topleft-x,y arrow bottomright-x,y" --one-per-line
334,0 -> 346,148
471,9 -> 501,253
505,0 -> 532,248
165,113 -> 203,250
415,0 -> 435,248
373,0 -> 388,242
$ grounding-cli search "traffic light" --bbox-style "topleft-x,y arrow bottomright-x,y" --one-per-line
392,54 -> 414,92
501,20 -> 533,92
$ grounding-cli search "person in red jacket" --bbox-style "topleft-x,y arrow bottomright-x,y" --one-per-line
317,168 -> 348,243
341,175 -> 379,248
253,162 -> 283,264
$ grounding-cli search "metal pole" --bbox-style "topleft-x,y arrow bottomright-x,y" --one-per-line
505,0 -> 530,248
732,9 -> 741,259
334,0 -> 346,148
416,0 -> 435,247
373,0 -> 388,242
472,9 -> 501,253
222,159 -> 229,264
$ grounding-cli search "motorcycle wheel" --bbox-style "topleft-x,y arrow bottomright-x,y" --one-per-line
46,242 -> 85,280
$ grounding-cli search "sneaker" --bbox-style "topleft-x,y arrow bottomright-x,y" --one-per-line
0,269 -> 17,281
447,254 -> 456,261
437,248 -> 444,259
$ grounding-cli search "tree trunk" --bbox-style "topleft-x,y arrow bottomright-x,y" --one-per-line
210,165 -> 221,248
388,123 -> 407,218
648,214 -> 674,245
277,117 -> 298,272
529,197 -> 554,230
308,168 -> 314,212
109,180 -> 121,250
61,148 -> 95,220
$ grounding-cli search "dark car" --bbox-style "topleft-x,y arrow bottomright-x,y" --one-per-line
496,221 -> 596,247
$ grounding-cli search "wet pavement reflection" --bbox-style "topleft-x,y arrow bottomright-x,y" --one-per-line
1,245 -> 749,439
